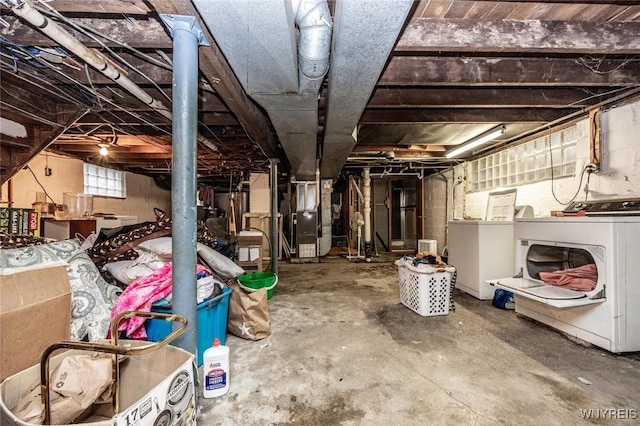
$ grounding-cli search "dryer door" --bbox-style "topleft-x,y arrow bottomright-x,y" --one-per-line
487,277 -> 605,308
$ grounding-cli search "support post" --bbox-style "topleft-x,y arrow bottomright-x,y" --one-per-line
161,14 -> 208,357
270,158 -> 279,273
363,167 -> 373,261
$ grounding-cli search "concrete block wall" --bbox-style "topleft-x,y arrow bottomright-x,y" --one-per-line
1,153 -> 170,222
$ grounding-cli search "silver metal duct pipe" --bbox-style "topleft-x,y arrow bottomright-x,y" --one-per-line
195,0 -> 331,178
292,0 -> 332,92
5,0 -> 220,153
320,0 -> 413,179
161,14 -> 208,357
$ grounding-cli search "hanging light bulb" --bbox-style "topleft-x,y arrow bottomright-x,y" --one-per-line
98,144 -> 109,156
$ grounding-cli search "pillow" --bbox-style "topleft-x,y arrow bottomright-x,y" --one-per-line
0,240 -> 122,341
138,237 -> 245,278
197,242 -> 245,279
104,261 -> 154,286
86,208 -> 172,264
103,249 -> 166,285
137,236 -> 173,261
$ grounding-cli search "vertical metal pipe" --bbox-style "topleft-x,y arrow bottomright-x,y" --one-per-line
270,158 -> 279,273
161,14 -> 208,356
363,167 -> 373,262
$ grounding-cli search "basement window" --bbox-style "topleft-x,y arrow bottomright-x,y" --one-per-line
83,163 -> 126,198
468,125 -> 577,192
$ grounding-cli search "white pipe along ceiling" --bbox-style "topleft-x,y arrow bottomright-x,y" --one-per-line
194,0 -> 413,180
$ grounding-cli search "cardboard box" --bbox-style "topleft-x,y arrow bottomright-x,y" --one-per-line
0,342 -> 196,426
0,263 -> 71,381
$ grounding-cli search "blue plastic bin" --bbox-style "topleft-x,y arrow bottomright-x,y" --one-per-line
145,286 -> 232,366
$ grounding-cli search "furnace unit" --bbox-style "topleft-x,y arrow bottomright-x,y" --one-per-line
295,181 -> 318,261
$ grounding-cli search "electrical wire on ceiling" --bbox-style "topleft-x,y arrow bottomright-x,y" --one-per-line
1,0 -> 266,177
0,53 -> 173,137
0,42 -> 101,107
568,85 -> 640,107
575,56 -> 640,75
0,3 -> 267,176
3,43 -> 173,134
36,2 -> 173,71
0,100 -> 65,127
33,0 -> 225,155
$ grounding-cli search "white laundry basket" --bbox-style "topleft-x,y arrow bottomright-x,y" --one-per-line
395,257 -> 455,317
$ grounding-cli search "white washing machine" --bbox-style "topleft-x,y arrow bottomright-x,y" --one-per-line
447,220 -> 516,300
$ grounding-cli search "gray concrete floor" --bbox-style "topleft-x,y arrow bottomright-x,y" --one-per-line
197,253 -> 640,425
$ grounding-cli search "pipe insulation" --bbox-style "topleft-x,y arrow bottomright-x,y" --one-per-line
363,167 -> 372,261
292,0 -> 332,80
6,0 -> 219,153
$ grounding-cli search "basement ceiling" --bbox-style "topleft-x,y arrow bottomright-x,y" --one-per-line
1,0 -> 639,186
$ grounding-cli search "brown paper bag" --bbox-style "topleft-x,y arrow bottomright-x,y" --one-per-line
15,353 -> 113,425
227,280 -> 271,340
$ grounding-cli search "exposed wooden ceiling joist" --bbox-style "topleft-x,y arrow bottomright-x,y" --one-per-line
380,56 -> 640,86
361,108 -> 579,124
397,18 -> 640,54
368,87 -> 616,108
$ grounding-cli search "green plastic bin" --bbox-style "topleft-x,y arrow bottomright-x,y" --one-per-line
237,271 -> 278,299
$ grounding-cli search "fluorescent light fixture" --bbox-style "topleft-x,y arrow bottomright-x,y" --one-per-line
446,125 -> 506,159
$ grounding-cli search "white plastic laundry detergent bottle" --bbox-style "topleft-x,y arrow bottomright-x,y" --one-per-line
203,338 -> 230,398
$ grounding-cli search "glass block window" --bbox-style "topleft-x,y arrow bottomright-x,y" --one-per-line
83,163 -> 126,198
468,125 -> 577,192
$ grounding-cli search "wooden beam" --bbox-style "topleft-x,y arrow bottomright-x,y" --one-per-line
361,108 -> 580,123
55,58 -> 173,86
352,145 -> 446,152
368,87 -> 611,108
50,144 -> 170,154
397,18 -> 640,54
76,111 -> 170,127
389,151 -> 439,159
0,16 -> 172,49
100,153 -> 174,160
38,0 -> 151,14
470,0 -> 639,4
380,56 -> 640,87
56,134 -> 172,145
1,108 -> 89,184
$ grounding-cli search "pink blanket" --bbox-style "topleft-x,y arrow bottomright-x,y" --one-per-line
109,263 -> 210,339
539,263 -> 597,292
